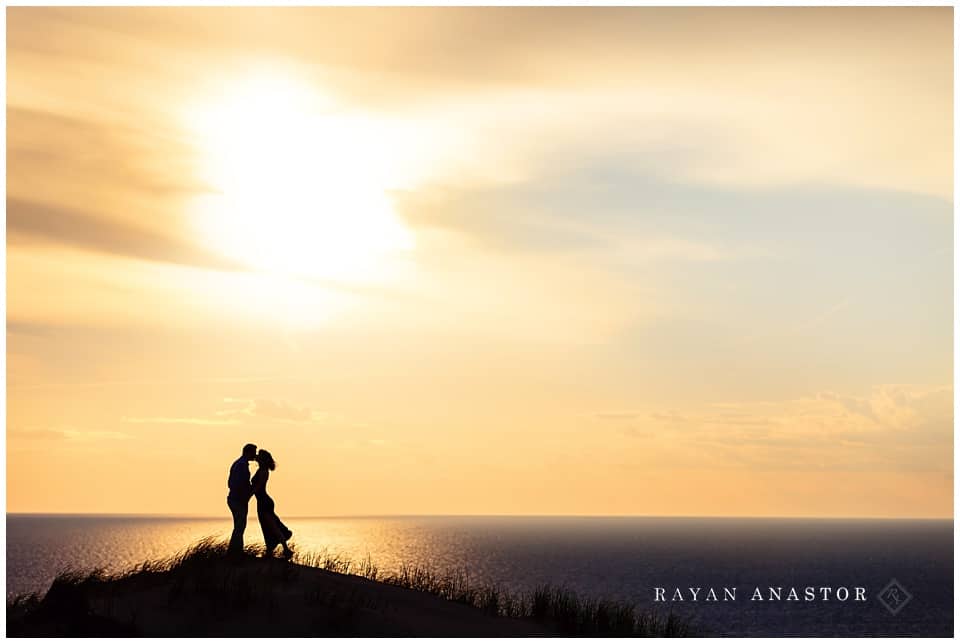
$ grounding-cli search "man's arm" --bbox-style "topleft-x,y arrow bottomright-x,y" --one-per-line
228,460 -> 249,494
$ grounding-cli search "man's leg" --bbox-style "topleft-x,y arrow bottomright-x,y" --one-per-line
227,497 -> 247,556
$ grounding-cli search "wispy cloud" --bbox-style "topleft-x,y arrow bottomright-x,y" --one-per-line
593,412 -> 642,421
122,416 -> 240,426
218,397 -> 328,423
9,427 -> 132,441
8,196 -> 243,271
121,398 -> 331,428
603,384 -> 953,473
6,372 -> 291,391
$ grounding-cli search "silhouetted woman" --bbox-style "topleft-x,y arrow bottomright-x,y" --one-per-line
251,449 -> 293,558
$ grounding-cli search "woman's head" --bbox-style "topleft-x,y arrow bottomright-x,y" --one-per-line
256,449 -> 276,471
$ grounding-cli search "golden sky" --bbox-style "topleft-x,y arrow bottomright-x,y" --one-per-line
6,7 -> 954,517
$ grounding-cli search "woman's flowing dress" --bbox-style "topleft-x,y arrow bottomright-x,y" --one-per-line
251,467 -> 293,552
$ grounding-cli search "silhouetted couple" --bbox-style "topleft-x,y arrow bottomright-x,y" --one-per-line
227,443 -> 293,559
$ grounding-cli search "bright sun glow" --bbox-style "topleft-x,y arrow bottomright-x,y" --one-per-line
184,70 -> 414,283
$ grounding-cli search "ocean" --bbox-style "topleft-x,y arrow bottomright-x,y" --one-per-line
5,514 -> 952,636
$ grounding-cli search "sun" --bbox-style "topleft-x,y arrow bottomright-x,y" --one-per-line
183,70 -> 414,283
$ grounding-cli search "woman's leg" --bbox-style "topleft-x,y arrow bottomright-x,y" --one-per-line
274,514 -> 293,558
258,509 -> 275,557
263,538 -> 278,557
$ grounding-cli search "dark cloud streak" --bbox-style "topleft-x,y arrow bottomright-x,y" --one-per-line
7,197 -> 246,271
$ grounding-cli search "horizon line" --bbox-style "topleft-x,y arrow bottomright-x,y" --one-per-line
5,512 -> 953,521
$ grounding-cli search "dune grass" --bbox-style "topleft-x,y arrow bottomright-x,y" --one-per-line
294,546 -> 690,636
8,537 -> 692,636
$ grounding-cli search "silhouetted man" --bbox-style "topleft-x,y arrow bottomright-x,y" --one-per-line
227,443 -> 257,557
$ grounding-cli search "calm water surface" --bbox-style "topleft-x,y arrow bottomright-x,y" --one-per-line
6,515 -> 953,636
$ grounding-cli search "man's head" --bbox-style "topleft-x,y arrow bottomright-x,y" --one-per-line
242,443 -> 257,461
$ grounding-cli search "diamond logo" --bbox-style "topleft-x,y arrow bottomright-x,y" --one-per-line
877,578 -> 912,615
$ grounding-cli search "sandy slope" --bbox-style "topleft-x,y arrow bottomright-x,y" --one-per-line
12,555 -> 557,636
